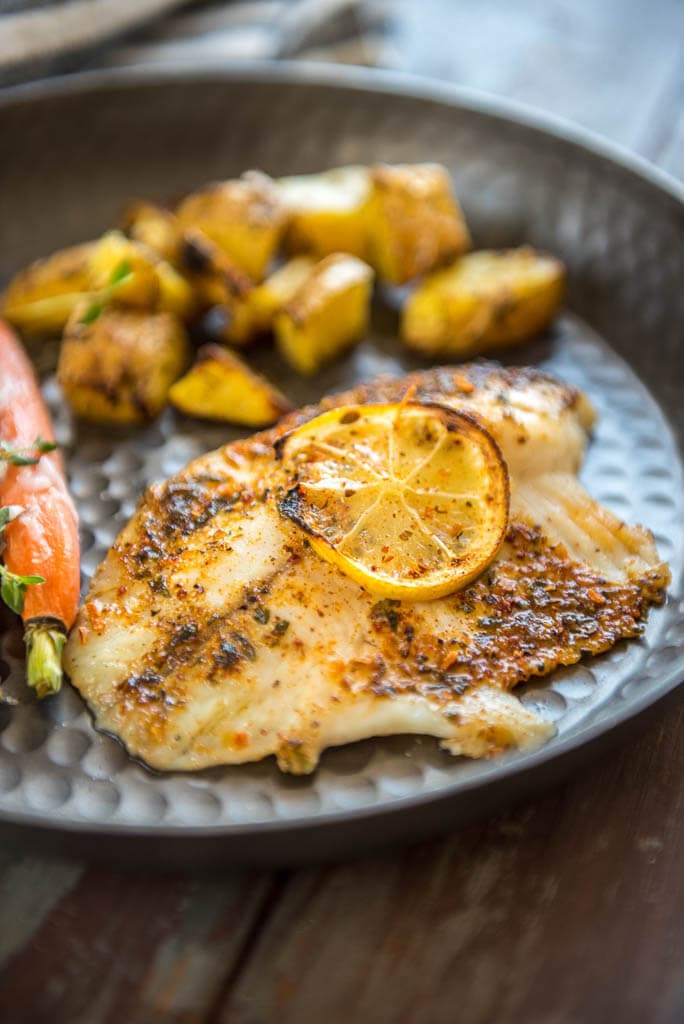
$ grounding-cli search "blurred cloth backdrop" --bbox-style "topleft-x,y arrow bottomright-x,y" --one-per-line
0,0 -> 681,175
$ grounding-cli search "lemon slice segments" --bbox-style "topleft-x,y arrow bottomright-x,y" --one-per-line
278,401 -> 510,600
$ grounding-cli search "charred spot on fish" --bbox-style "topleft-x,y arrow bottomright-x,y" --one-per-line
165,621 -> 200,655
134,544 -> 162,564
277,487 -> 318,537
370,599 -> 401,632
148,576 -> 170,597
264,618 -> 290,646
213,631 -> 257,674
213,641 -> 241,670
118,669 -> 179,708
158,482 -> 240,538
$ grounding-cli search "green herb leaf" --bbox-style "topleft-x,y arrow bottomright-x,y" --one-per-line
0,441 -> 37,466
7,454 -> 40,466
370,599 -> 401,632
79,258 -> 134,326
109,257 -> 133,287
0,566 -> 45,616
80,300 -> 103,325
35,437 -> 58,455
0,436 -> 58,466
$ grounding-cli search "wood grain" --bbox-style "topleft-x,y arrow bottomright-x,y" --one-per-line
218,703 -> 684,1024
0,867 -> 275,1024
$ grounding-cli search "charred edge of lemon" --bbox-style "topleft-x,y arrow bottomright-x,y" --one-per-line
277,485 -> 320,537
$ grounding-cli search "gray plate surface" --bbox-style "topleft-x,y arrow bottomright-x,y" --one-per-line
0,65 -> 682,866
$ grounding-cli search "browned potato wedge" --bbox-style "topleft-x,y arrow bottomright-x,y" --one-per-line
366,163 -> 470,284
274,253 -> 374,375
2,231 -> 194,334
88,231 -> 160,309
58,306 -> 189,424
91,231 -> 195,320
180,229 -> 256,345
278,166 -> 370,260
1,242 -> 96,334
121,202 -> 181,264
176,171 -> 287,281
249,256 -> 315,333
169,344 -> 291,427
401,247 -> 565,358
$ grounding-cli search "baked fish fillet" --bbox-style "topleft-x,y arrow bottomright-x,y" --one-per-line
64,364 -> 669,773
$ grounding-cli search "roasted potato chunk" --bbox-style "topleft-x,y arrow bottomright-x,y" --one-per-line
121,202 -> 181,264
58,306 -> 189,424
180,229 -> 256,344
169,344 -> 291,427
91,231 -> 195,320
176,171 -> 286,281
278,166 -> 370,260
2,231 -> 193,334
249,257 -> 315,333
274,253 -> 374,375
366,163 -> 470,284
1,242 -> 96,334
88,231 -> 160,309
401,247 -> 565,358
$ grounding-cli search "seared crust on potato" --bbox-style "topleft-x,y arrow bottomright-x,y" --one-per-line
401,247 -> 565,357
366,163 -> 471,284
1,232 -> 194,334
278,163 -> 471,285
1,242 -> 96,335
90,231 -> 195,320
179,228 -> 257,345
58,306 -> 189,425
176,171 -> 287,282
121,202 -> 181,265
169,343 -> 291,427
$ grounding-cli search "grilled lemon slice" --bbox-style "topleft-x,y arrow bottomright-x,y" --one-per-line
278,401 -> 509,600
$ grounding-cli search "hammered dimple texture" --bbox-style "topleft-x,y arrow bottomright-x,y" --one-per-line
0,71 -> 682,839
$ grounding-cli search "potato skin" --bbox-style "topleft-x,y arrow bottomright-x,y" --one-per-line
90,231 -> 195,320
366,163 -> 470,285
169,344 -> 291,427
176,171 -> 287,282
275,253 -> 374,375
58,307 -> 189,424
179,229 -> 256,345
279,163 -> 470,285
1,242 -> 96,334
1,232 -> 194,335
401,247 -> 565,358
121,202 -> 181,264
88,231 -> 160,309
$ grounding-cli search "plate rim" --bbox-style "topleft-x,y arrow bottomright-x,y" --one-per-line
0,60 -> 682,843
1,59 -> 682,204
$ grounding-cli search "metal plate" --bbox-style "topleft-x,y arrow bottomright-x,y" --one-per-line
0,65 -> 682,866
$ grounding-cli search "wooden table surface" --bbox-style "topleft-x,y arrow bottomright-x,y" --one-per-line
1,3 -> 682,1022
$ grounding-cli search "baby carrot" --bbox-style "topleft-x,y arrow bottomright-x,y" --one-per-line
0,321 -> 80,696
